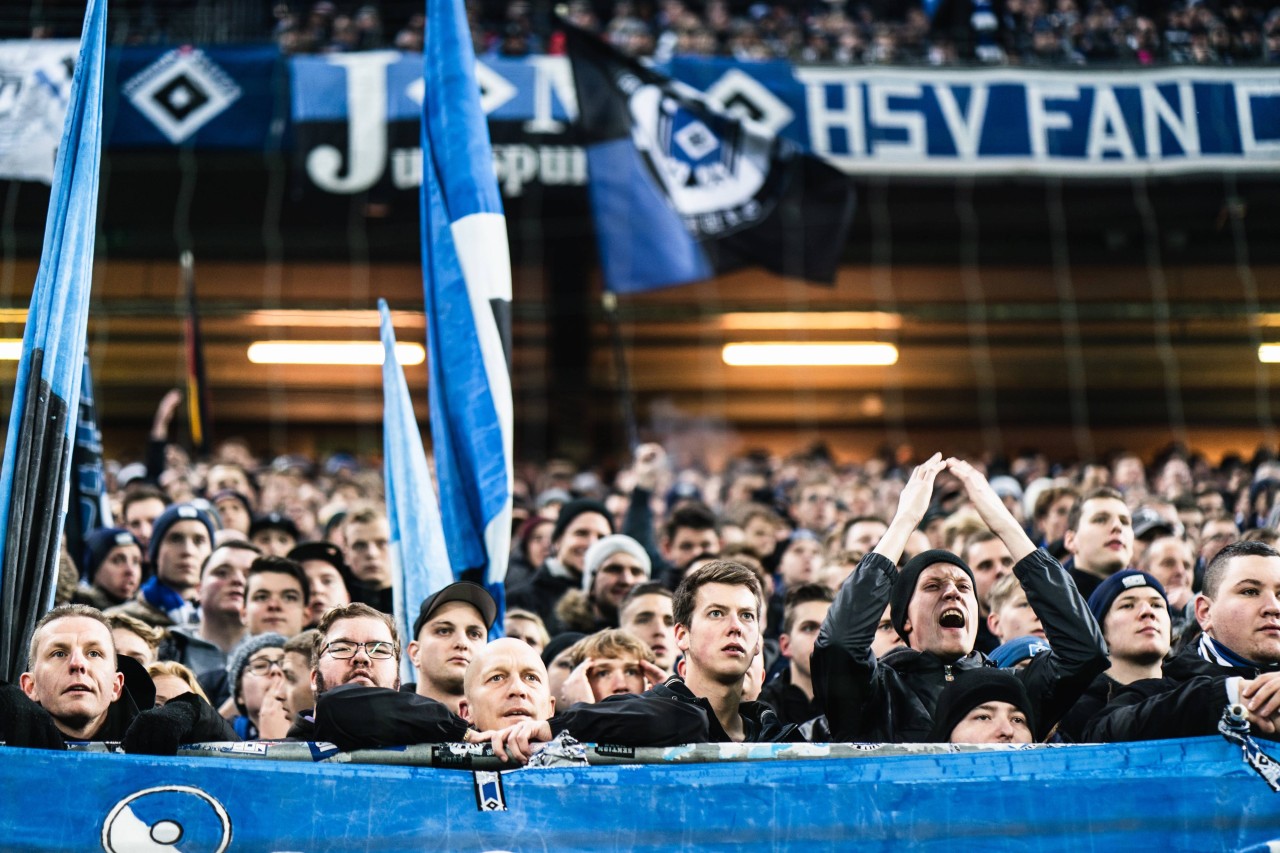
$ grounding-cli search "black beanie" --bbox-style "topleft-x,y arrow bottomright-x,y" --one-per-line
890,549 -> 976,641
541,631 -> 586,667
551,499 -> 613,544
928,667 -> 1036,742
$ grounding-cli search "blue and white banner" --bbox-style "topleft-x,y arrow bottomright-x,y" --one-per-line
0,40 -> 79,183
0,0 -> 105,681
378,298 -> 455,682
107,45 -> 279,148
4,46 -> 1277,182
421,0 -> 514,632
290,54 -> 1280,191
7,737 -> 1280,851
291,51 -> 583,198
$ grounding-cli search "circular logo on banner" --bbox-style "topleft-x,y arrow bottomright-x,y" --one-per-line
101,786 -> 232,853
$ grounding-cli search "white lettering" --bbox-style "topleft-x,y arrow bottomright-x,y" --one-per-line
868,82 -> 926,158
794,68 -> 865,166
934,83 -> 989,158
1026,82 -> 1079,158
1140,81 -> 1199,158
492,144 -> 538,195
1234,81 -> 1280,156
305,51 -> 397,194
526,55 -> 577,132
1086,86 -> 1136,160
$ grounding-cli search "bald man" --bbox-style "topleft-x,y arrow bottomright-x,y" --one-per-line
463,637 -> 707,764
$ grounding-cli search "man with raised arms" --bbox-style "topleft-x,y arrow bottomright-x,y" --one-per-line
812,454 -> 1108,743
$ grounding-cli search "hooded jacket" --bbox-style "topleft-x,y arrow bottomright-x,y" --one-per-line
812,549 -> 1108,743
1083,641 -> 1277,742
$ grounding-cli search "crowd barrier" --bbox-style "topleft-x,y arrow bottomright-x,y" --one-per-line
1,735 -> 1276,850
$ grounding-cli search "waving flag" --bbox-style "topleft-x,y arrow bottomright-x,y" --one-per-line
421,0 -> 513,634
0,0 -> 106,681
378,300 -> 455,682
564,23 -> 856,293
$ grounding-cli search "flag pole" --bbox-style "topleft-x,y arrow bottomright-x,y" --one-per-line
602,291 -> 639,454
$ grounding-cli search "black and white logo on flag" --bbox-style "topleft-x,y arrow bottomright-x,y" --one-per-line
626,74 -> 772,238
123,48 -> 240,143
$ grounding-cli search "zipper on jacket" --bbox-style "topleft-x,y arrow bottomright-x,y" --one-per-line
944,664 -> 954,682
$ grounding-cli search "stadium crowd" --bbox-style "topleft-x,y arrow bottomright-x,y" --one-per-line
5,383 -> 1280,757
12,0 -> 1280,64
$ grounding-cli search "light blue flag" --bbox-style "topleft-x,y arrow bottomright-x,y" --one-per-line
379,300 -> 455,684
0,0 -> 106,681
421,0 -> 514,634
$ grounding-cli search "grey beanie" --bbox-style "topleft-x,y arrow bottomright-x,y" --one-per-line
582,534 -> 652,592
226,632 -> 288,710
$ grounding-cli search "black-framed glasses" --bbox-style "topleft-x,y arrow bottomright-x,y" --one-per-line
245,657 -> 285,676
323,640 -> 396,660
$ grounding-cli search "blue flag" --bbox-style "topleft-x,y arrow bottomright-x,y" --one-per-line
378,300 -> 455,684
421,0 -> 514,634
0,0 -> 106,681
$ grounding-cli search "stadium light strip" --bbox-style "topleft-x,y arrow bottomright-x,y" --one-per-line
1259,344 -> 1280,363
721,342 -> 898,367
0,339 -> 21,360
247,341 -> 425,366
719,312 -> 902,331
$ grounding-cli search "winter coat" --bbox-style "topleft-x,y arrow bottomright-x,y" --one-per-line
813,549 -> 1109,743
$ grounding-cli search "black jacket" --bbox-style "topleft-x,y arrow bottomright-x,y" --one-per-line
813,549 -> 1109,743
506,563 -> 579,636
287,685 -> 470,751
553,677 -> 801,744
1083,644 -> 1272,742
758,668 -> 822,728
549,680 -> 710,745
0,675 -> 235,754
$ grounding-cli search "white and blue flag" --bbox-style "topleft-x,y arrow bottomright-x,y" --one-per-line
378,300 -> 455,683
0,0 -> 106,681
421,0 -> 514,634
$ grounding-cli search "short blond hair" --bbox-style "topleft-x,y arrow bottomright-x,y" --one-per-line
566,628 -> 655,668
146,660 -> 210,703
986,572 -> 1027,613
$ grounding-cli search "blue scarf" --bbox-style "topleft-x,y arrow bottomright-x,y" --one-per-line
1197,634 -> 1280,673
140,576 -> 197,625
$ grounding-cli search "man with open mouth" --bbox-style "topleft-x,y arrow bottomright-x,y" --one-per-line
812,454 -> 1108,743
3,603 -> 233,753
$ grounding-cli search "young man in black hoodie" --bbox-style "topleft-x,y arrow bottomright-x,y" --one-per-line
813,454 -> 1108,744
1087,540 -> 1280,741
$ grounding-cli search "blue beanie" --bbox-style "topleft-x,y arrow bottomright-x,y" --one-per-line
147,503 -> 217,564
1087,570 -> 1168,624
989,635 -> 1052,669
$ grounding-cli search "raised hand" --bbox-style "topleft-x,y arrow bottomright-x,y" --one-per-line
946,457 -> 1034,560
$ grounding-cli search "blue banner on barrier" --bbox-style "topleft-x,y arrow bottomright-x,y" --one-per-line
6,737 -> 1280,851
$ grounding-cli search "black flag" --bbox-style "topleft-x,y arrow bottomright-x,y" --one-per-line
564,22 -> 856,293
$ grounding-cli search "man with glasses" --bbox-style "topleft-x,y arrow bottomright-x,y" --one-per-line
225,632 -> 289,739
287,603 -> 469,750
